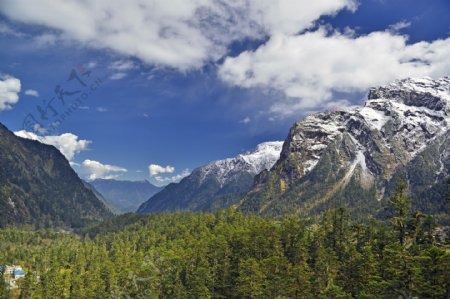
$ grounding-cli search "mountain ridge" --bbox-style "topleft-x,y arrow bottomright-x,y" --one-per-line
239,77 -> 450,221
137,141 -> 283,213
0,122 -> 111,228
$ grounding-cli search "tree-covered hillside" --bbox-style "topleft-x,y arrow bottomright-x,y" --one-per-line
1,187 -> 449,298
0,123 -> 111,229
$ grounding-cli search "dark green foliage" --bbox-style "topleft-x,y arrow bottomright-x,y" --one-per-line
0,206 -> 448,298
389,183 -> 411,246
79,213 -> 149,237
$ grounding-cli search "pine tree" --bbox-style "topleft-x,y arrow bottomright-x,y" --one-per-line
381,243 -> 420,298
236,258 -> 266,298
389,183 -> 411,246
416,246 -> 448,298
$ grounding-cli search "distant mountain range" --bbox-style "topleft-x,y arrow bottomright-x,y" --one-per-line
137,141 -> 283,213
139,77 -> 450,223
82,180 -> 122,214
90,179 -> 161,213
1,77 -> 448,227
240,77 -> 450,222
0,123 -> 111,228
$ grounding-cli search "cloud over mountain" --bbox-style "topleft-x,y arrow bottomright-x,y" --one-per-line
14,130 -> 91,161
81,159 -> 127,180
149,164 -> 175,176
0,74 -> 20,110
219,28 -> 450,115
1,0 -> 448,118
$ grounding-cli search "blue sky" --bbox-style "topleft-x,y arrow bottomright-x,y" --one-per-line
0,0 -> 449,185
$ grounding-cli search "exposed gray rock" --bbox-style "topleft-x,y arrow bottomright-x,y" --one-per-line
240,77 -> 450,220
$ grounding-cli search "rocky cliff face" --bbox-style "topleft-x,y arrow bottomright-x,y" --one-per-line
240,77 -> 450,221
0,123 -> 111,228
137,141 -> 283,213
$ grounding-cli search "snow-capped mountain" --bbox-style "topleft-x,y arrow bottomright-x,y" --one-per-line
137,141 -> 283,213
199,141 -> 284,187
240,77 -> 450,220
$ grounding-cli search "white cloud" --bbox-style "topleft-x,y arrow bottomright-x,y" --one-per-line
154,169 -> 190,185
240,116 -> 251,124
81,159 -> 127,180
24,89 -> 39,97
14,130 -> 91,161
0,0 -> 355,70
148,163 -> 190,186
0,74 -> 21,111
219,28 -> 450,115
389,20 -> 411,32
109,60 -> 137,71
109,60 -> 137,80
149,164 -> 175,176
96,107 -> 107,112
4,1 -> 447,119
109,73 -> 127,80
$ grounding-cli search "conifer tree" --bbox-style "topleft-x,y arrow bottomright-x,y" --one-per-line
236,258 -> 266,298
389,183 -> 411,246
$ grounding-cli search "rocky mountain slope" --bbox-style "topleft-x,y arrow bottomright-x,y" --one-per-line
90,179 -> 161,213
0,123 -> 111,228
240,77 -> 450,222
138,141 -> 283,213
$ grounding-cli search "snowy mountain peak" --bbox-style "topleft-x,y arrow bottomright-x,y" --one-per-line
240,77 -> 450,217
367,77 -> 450,113
200,141 -> 283,186
239,141 -> 284,171
361,77 -> 450,135
369,77 -> 450,101
280,77 -> 450,179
